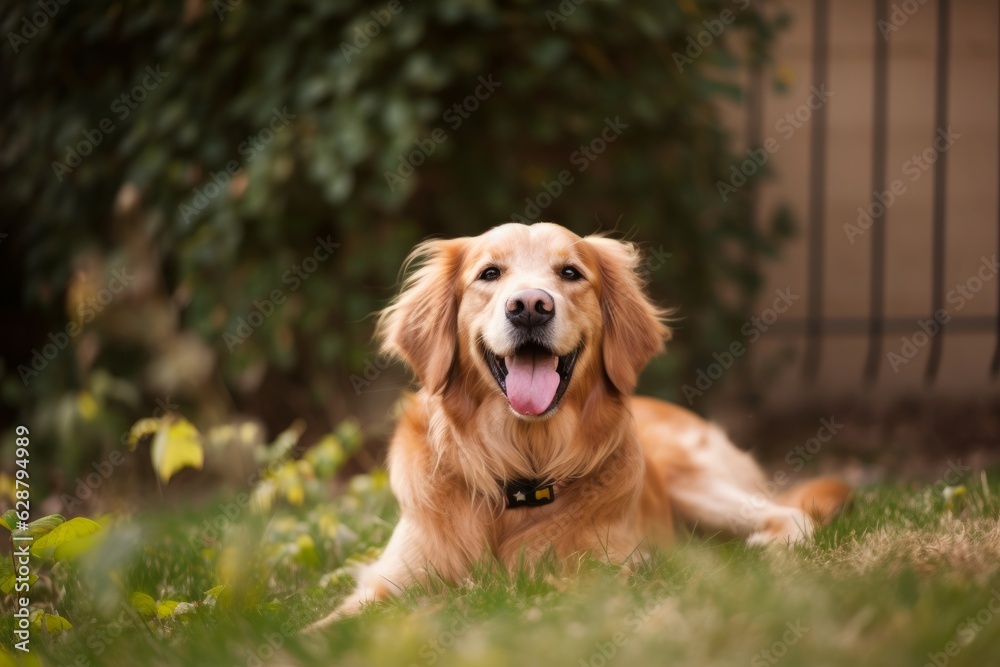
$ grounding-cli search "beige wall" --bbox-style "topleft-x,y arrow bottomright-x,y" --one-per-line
720,0 -> 999,404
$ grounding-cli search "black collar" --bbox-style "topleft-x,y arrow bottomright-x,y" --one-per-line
503,478 -> 556,509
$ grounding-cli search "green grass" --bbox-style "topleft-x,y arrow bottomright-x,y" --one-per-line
5,471 -> 1000,667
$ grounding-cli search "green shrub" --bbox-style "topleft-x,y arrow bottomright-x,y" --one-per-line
1,0 -> 791,481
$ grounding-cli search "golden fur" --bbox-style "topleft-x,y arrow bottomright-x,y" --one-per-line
308,223 -> 849,629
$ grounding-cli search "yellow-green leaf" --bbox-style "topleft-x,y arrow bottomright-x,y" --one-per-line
31,517 -> 101,561
0,510 -> 17,531
127,417 -> 161,451
4,650 -> 42,667
150,419 -> 204,484
305,434 -> 346,479
294,534 -> 320,568
30,610 -> 72,635
336,418 -> 363,453
204,584 -> 232,609
77,391 -> 98,420
52,530 -> 101,561
156,600 -> 179,619
24,514 -> 66,539
1,573 -> 37,595
0,649 -> 42,667
258,420 -> 304,466
286,483 -> 305,506
130,592 -> 157,618
45,613 -> 73,634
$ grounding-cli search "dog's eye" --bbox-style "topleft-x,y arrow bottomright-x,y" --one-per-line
478,267 -> 501,282
560,266 -> 583,281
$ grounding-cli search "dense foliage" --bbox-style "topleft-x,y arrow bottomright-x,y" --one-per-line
1,0 -> 791,482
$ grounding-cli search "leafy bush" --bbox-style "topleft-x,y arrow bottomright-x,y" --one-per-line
0,417 -> 388,655
1,0 -> 791,481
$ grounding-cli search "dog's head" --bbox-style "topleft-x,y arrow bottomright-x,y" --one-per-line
378,223 -> 670,418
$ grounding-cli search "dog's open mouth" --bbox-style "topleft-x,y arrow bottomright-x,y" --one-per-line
484,342 -> 579,416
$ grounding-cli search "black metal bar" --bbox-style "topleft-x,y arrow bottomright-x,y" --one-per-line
863,0 -> 890,383
739,20 -> 765,396
746,59 -> 763,225
925,0 -> 950,383
802,0 -> 829,381
992,5 -> 1000,380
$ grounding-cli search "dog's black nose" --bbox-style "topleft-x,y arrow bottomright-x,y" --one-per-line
506,289 -> 555,328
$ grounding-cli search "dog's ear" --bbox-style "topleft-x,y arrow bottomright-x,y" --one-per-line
586,237 -> 671,394
377,238 -> 466,394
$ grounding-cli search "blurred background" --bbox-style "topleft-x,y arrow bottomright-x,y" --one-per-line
1,0 -> 998,510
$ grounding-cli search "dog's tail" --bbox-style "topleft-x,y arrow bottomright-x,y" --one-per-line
777,478 -> 851,525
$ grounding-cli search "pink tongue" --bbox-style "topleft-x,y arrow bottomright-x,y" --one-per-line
504,349 -> 560,415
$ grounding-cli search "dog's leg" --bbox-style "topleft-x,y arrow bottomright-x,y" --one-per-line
662,426 -> 851,544
635,398 -> 850,545
305,510 -> 482,631
666,474 -> 816,544
305,516 -> 437,631
653,425 -> 817,545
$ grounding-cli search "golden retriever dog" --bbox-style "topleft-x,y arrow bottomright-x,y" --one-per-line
309,222 -> 848,629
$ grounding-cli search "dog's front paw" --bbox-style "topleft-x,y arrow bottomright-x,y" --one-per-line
303,575 -> 398,633
302,590 -> 373,633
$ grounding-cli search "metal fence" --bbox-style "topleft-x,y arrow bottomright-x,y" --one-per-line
752,0 -> 999,385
